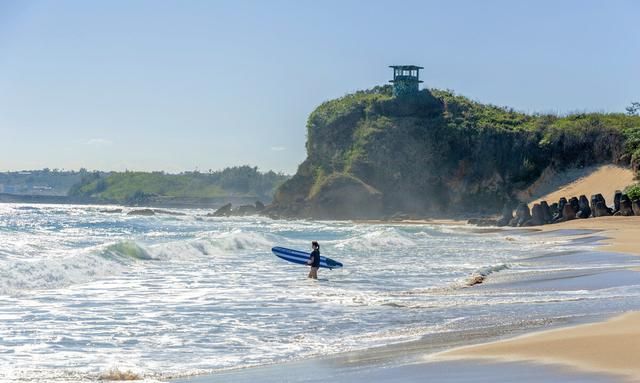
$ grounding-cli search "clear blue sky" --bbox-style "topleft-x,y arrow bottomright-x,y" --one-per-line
1,0 -> 638,173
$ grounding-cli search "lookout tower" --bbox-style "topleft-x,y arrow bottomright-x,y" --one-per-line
389,65 -> 423,97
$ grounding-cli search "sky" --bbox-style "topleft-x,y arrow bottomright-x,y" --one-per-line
0,0 -> 638,173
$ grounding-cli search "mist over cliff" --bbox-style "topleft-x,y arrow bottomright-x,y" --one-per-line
267,85 -> 640,219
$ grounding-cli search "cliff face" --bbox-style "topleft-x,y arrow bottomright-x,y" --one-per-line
269,86 -> 640,219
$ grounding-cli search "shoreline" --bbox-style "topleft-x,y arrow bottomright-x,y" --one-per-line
428,216 -> 640,380
532,216 -> 640,256
173,216 -> 640,383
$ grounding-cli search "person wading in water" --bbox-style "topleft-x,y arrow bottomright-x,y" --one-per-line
307,241 -> 320,279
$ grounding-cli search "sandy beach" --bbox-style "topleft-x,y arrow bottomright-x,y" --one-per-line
432,162 -> 640,381
432,216 -> 640,381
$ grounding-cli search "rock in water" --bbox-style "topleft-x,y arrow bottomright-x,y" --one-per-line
209,203 -> 232,217
99,208 -> 123,214
577,195 -> 592,218
127,209 -> 155,216
235,204 -> 258,216
255,201 -> 265,211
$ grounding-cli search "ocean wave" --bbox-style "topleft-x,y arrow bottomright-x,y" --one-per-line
0,250 -> 125,296
205,229 -> 276,251
334,228 -> 417,250
141,230 -> 279,261
101,240 -> 157,261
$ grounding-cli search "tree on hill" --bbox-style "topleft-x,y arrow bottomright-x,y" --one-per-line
626,102 -> 640,116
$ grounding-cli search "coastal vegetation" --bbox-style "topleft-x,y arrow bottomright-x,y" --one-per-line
68,166 -> 289,205
269,85 -> 640,219
625,184 -> 640,201
0,169 -> 86,196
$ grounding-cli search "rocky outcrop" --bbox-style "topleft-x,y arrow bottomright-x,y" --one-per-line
153,209 -> 186,216
268,84 -> 636,219
235,204 -> 258,215
99,208 -> 123,213
127,209 -> 155,216
209,203 -> 232,217
306,174 -> 384,219
208,201 -> 268,217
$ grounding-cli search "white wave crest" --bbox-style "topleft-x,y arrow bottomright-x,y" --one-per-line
334,228 -> 416,250
0,251 -> 124,296
147,230 -> 278,261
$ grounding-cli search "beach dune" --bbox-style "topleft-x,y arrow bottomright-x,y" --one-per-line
520,164 -> 635,206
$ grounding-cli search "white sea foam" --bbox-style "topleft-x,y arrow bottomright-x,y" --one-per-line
333,227 -> 417,249
0,250 -> 124,296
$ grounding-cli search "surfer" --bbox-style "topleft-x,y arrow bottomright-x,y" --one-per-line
307,241 -> 320,279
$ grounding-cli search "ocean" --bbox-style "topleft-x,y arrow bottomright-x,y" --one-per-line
1,204 -> 640,382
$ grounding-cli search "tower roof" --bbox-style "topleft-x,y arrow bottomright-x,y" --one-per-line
389,65 -> 424,70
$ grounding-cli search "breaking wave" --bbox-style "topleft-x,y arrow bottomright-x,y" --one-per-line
0,250 -> 124,296
334,228 -> 417,250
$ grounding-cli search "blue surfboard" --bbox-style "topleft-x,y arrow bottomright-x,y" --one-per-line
271,247 -> 343,270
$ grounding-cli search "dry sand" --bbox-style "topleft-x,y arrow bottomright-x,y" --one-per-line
525,165 -> 636,207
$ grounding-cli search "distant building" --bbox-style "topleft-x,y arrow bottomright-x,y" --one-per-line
389,65 -> 423,97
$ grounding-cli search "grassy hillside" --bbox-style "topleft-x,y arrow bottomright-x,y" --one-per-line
69,166 -> 289,205
270,85 -> 640,219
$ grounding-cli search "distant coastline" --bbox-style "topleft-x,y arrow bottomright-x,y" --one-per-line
0,192 -> 262,209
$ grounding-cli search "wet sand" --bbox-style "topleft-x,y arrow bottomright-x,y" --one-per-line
177,359 -> 614,383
